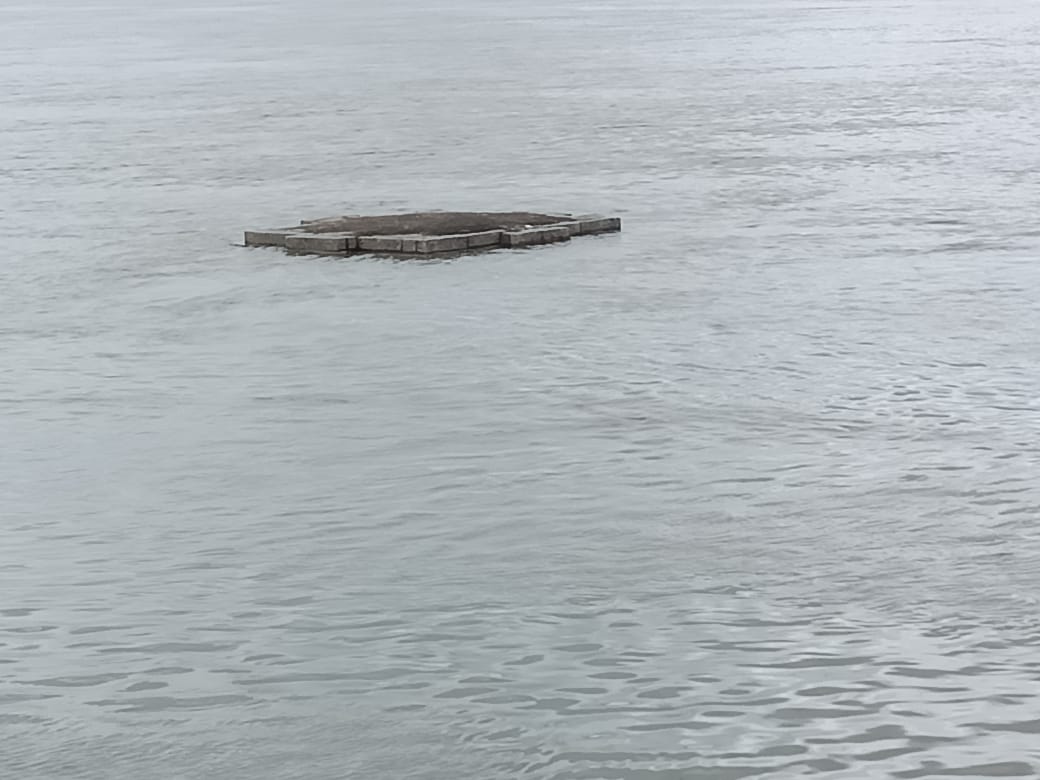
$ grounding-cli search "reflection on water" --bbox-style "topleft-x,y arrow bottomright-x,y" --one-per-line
4,0 -> 1040,777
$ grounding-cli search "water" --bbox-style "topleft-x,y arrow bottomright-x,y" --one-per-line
4,0 -> 1040,777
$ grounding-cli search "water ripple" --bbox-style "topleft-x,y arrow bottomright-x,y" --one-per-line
6,0 -> 1040,777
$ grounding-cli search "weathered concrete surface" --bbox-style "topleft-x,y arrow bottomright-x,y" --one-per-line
414,235 -> 469,254
569,216 -> 622,235
244,229 -> 293,247
464,230 -> 504,248
502,225 -> 572,248
356,236 -> 404,253
245,211 -> 620,256
299,212 -> 572,236
285,233 -> 356,253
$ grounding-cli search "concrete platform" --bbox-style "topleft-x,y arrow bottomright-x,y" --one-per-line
244,211 -> 621,256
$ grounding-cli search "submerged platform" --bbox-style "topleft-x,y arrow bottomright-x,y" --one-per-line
244,211 -> 621,256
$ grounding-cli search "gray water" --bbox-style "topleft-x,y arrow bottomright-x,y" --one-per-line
5,0 -> 1040,777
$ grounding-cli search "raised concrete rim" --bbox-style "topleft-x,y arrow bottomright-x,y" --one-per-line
245,213 -> 621,255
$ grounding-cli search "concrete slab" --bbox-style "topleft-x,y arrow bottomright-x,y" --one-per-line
297,212 -> 572,236
399,237 -> 422,254
414,235 -> 469,254
466,230 -> 504,248
285,233 -> 356,252
357,236 -> 404,253
576,216 -> 622,235
501,225 -> 572,248
554,221 -> 584,236
245,211 -> 619,257
244,229 -> 293,247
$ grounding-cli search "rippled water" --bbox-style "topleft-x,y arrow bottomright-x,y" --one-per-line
5,0 -> 1040,777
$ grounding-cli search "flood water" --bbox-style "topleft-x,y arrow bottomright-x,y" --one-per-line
5,0 -> 1040,777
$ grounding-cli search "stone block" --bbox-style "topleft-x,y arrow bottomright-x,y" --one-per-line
501,225 -> 572,248
553,221 -> 584,236
284,232 -> 355,252
413,235 -> 469,253
466,230 -> 504,248
357,236 -> 404,253
575,215 -> 622,234
244,229 -> 292,247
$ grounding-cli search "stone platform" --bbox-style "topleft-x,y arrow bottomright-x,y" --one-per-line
244,211 -> 621,256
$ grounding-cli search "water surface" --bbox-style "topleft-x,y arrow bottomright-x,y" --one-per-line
4,0 -> 1040,777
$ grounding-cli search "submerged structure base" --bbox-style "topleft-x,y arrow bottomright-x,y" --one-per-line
244,211 -> 621,256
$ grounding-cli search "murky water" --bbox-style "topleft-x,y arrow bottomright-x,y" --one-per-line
5,0 -> 1040,777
